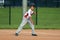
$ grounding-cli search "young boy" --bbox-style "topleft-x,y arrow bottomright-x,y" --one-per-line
15,3 -> 37,36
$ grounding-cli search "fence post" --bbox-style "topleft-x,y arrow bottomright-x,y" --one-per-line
22,0 -> 27,15
9,0 -> 11,25
34,0 -> 38,25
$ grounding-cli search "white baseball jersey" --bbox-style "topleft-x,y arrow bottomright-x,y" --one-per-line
24,9 -> 34,18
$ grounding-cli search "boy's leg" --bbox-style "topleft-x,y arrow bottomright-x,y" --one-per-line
28,20 -> 37,36
28,20 -> 36,34
16,19 -> 27,34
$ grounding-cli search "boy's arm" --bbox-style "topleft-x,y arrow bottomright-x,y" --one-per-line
31,12 -> 36,15
29,12 -> 36,24
33,12 -> 36,15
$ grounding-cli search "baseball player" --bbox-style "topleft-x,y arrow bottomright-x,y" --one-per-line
15,3 -> 37,36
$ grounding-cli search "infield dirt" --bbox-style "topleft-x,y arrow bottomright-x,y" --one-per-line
0,29 -> 60,40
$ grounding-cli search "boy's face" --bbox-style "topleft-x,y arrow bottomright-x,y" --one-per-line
31,6 -> 35,11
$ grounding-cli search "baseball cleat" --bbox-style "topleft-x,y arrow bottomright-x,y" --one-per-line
15,33 -> 18,36
32,34 -> 37,36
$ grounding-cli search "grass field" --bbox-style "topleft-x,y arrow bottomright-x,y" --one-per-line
0,7 -> 60,29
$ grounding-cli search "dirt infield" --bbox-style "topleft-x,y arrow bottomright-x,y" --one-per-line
0,29 -> 60,40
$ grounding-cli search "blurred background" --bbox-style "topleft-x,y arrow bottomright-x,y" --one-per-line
0,0 -> 60,29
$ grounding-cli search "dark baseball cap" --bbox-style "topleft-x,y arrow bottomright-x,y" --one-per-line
30,3 -> 35,7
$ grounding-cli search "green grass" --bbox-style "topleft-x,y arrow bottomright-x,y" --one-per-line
0,7 -> 60,29
0,7 -> 9,24
38,8 -> 60,29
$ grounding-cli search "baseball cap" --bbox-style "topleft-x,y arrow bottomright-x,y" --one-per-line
30,3 -> 35,7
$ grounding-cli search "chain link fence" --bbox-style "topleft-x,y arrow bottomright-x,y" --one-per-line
0,0 -> 60,29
